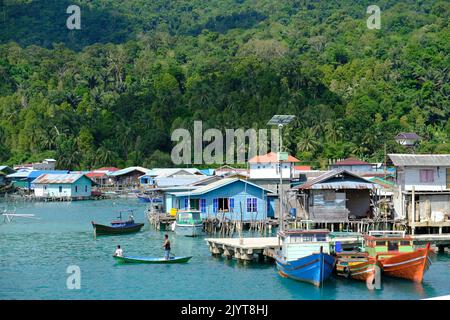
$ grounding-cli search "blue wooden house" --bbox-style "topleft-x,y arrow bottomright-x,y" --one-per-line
167,178 -> 275,221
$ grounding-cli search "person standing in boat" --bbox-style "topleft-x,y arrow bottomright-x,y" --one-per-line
162,234 -> 171,260
114,245 -> 123,257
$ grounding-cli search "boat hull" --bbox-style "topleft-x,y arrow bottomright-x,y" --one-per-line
275,252 -> 335,286
377,244 -> 432,283
92,222 -> 144,235
336,256 -> 378,283
137,195 -> 162,203
114,255 -> 192,264
174,223 -> 204,237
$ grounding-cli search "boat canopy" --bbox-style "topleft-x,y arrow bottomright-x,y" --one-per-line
278,229 -> 330,243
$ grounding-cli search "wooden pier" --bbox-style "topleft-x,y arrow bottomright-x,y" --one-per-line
205,237 -> 279,262
205,235 -> 367,262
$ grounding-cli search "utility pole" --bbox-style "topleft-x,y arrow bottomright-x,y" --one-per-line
267,115 -> 295,232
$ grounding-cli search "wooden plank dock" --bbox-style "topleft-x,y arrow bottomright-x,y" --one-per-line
206,233 -> 450,262
205,237 -> 279,261
205,235 -> 367,262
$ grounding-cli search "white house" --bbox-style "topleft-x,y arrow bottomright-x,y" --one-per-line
394,133 -> 421,147
32,173 -> 94,198
389,154 -> 450,224
248,152 -> 299,179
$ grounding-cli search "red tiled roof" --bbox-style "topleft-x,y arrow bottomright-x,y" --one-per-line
86,172 -> 107,178
249,152 -> 299,163
332,158 -> 370,166
294,165 -> 312,171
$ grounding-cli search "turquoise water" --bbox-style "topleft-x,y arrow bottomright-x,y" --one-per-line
0,199 -> 449,300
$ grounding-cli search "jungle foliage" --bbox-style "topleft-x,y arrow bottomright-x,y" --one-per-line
0,0 -> 449,169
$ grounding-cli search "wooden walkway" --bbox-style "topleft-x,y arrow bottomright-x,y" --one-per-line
205,237 -> 279,261
205,235 -> 365,262
205,233 -> 450,262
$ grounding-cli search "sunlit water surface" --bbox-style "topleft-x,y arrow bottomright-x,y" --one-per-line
1,199 -> 449,300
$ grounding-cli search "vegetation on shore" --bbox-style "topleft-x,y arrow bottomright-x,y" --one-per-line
0,0 -> 449,169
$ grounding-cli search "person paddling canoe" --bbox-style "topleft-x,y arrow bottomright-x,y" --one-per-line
162,234 -> 171,260
114,245 -> 123,257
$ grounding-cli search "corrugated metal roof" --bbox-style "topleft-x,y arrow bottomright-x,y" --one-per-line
7,170 -> 68,179
155,176 -> 207,187
144,168 -> 202,177
295,169 -> 375,190
331,157 -> 370,166
170,178 -> 273,196
395,133 -> 421,140
0,166 -> 15,174
388,154 -> 450,166
108,166 -> 151,176
33,173 -> 90,184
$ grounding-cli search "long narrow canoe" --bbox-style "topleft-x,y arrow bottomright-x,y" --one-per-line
113,255 -> 192,264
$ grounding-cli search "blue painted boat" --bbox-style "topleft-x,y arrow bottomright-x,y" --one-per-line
275,229 -> 335,286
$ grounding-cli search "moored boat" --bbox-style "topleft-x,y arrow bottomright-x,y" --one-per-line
275,229 -> 336,287
174,209 -> 203,237
365,231 -> 433,283
92,209 -> 144,236
114,255 -> 192,264
335,251 -> 378,284
137,194 -> 163,203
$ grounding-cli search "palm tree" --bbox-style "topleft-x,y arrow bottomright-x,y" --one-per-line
95,146 -> 116,167
324,120 -> 344,143
296,128 -> 320,153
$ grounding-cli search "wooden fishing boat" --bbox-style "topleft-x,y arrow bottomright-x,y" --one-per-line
92,209 -> 144,236
275,229 -> 336,287
174,209 -> 203,237
365,231 -> 433,283
335,251 -> 378,284
113,255 -> 192,264
137,194 -> 163,203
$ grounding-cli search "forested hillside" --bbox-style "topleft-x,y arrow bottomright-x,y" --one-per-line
0,0 -> 449,169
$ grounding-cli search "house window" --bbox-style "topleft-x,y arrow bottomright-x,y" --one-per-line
85,185 -> 88,192
44,185 -> 47,190
214,198 -> 230,212
218,198 -> 230,211
447,168 -> 450,189
200,199 -> 206,213
190,199 -> 200,210
246,198 -> 257,212
420,169 -> 434,183
59,186 -> 62,193
75,186 -> 78,193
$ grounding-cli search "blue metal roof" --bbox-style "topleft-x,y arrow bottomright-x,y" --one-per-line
199,169 -> 215,176
170,178 -> 274,196
28,170 -> 69,179
7,170 -> 69,179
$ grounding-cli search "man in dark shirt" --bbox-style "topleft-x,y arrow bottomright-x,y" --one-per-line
162,234 -> 171,260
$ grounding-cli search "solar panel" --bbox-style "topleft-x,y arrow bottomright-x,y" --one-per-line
267,115 -> 295,126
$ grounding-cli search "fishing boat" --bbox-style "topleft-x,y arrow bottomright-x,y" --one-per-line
92,209 -> 144,236
137,194 -> 163,203
174,209 -> 203,237
335,251 -> 378,283
113,255 -> 192,264
364,230 -> 433,283
275,229 -> 336,287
